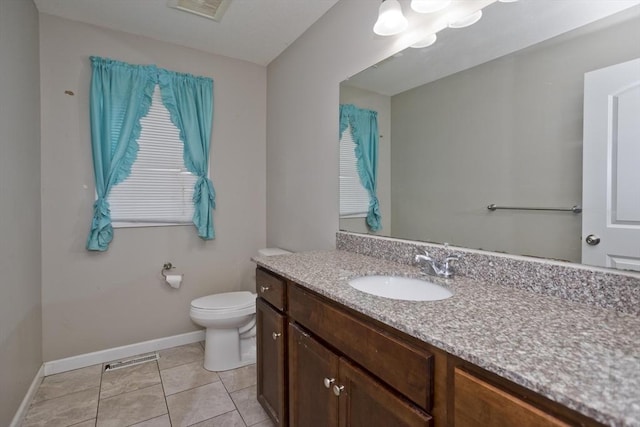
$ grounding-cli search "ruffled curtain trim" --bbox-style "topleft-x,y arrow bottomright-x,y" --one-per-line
157,69 -> 216,239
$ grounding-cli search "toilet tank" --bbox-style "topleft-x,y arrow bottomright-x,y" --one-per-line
258,248 -> 292,257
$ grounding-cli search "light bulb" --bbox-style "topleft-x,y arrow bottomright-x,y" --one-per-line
411,0 -> 451,14
373,0 -> 409,36
410,33 -> 437,48
448,10 -> 482,28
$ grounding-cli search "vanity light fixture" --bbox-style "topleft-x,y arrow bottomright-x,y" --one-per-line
373,0 -> 409,36
410,33 -> 437,48
411,0 -> 451,14
448,9 -> 483,28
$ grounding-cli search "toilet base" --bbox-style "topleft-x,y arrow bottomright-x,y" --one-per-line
203,328 -> 256,372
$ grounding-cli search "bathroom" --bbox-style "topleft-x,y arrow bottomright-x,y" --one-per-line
1,0 -> 639,426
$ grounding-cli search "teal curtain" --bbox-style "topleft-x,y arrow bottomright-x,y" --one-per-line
339,104 -> 382,231
87,57 -> 155,251
87,56 -> 216,250
158,71 -> 216,239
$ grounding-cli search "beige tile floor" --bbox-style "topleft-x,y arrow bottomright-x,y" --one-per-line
22,342 -> 274,427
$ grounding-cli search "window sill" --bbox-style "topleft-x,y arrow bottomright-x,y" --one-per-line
112,221 -> 192,229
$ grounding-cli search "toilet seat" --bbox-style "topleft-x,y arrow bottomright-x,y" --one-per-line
191,291 -> 255,311
190,291 -> 256,320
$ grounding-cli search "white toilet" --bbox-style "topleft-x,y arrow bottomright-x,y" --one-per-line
190,248 -> 291,371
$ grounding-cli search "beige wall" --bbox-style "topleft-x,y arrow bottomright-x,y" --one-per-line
39,15 -> 267,361
266,0 -> 493,251
339,85 -> 391,235
391,13 -> 640,263
0,0 -> 42,424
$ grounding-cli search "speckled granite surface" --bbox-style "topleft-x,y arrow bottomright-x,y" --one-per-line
253,250 -> 640,427
337,231 -> 640,316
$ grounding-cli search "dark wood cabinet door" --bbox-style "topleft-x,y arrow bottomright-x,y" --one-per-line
257,298 -> 287,427
337,359 -> 433,427
288,322 -> 340,427
453,368 -> 570,427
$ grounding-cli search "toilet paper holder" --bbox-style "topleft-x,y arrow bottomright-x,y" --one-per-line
161,262 -> 175,278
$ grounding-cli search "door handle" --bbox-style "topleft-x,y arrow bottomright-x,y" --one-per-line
586,234 -> 600,246
272,332 -> 281,340
333,384 -> 345,396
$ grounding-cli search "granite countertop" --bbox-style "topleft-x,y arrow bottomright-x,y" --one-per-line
253,250 -> 640,427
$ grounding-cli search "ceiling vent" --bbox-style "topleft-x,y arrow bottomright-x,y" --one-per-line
168,0 -> 232,22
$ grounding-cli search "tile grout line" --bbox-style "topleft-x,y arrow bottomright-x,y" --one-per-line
26,364 -> 104,408
225,382 -> 263,427
163,376 -> 223,398
95,362 -> 105,426
98,381 -> 163,401
156,342 -> 206,372
26,383 -> 98,406
155,360 -> 172,426
66,417 -> 97,427
227,389 -> 247,427
184,409 -> 243,427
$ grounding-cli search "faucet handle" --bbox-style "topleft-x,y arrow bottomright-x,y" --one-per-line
445,252 -> 462,261
414,249 -> 432,265
420,249 -> 433,260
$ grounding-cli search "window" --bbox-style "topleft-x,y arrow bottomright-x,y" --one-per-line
340,124 -> 370,217
108,85 -> 199,226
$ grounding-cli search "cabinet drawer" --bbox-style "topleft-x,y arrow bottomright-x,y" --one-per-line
454,368 -> 570,427
256,268 -> 286,311
288,284 -> 433,411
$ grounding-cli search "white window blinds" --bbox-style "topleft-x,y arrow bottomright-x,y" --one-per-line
108,85 -> 198,225
340,124 -> 370,217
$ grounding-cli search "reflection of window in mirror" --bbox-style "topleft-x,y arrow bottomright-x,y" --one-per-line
339,124 -> 369,218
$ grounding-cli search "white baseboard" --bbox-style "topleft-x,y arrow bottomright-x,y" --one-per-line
10,364 -> 44,427
43,329 -> 205,376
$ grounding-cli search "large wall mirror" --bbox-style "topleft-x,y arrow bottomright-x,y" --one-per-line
339,0 -> 640,271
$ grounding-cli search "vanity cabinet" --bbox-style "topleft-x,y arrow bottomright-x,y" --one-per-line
256,267 -> 604,427
256,270 -> 287,427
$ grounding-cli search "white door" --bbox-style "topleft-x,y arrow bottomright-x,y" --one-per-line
582,58 -> 640,271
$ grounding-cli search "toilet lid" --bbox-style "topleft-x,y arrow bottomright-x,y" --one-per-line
191,291 -> 255,310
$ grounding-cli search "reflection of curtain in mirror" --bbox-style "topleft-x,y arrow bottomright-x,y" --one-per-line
339,104 -> 381,231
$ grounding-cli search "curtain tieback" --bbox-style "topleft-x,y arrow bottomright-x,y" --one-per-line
367,195 -> 382,232
87,197 -> 114,251
193,176 -> 216,207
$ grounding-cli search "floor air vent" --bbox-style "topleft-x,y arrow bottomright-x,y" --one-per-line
104,352 -> 159,372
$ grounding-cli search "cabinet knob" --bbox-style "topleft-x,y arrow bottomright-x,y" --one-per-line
333,384 -> 345,396
272,332 -> 281,340
323,377 -> 335,389
260,286 -> 270,292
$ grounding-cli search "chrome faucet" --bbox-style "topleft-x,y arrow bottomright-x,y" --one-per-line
414,246 -> 461,278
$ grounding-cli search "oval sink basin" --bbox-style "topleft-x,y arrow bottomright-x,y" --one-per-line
348,275 -> 453,301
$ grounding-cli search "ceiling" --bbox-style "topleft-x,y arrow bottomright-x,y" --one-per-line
33,0 -> 340,66
344,0 -> 640,95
